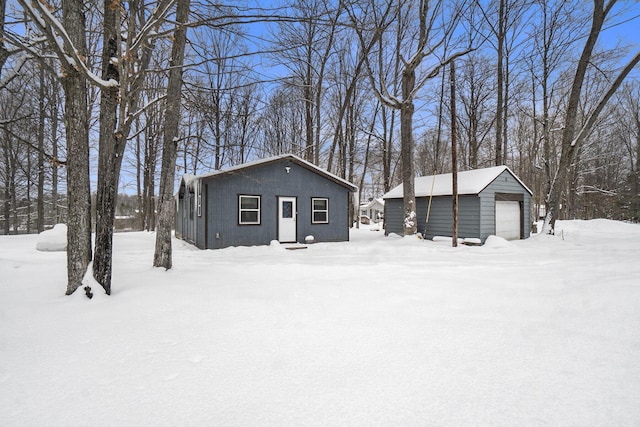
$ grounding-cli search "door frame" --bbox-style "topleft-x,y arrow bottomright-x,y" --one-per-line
494,193 -> 524,239
277,196 -> 297,243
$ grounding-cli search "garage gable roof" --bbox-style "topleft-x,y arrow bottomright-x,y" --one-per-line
383,166 -> 533,199
182,154 -> 357,191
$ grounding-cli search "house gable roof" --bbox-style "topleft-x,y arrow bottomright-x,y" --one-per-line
383,166 -> 533,199
182,154 -> 358,191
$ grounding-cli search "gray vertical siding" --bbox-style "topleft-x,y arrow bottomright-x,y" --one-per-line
178,187 -> 197,245
384,196 -> 480,239
183,158 -> 352,249
422,196 -> 481,240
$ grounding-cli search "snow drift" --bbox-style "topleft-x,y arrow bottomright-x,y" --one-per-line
35,223 -> 67,252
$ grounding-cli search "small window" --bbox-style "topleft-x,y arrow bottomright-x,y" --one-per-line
239,195 -> 260,225
312,198 -> 329,224
197,186 -> 202,217
282,201 -> 293,218
189,187 -> 195,220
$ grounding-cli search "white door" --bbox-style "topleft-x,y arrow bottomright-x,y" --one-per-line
495,200 -> 521,240
278,196 -> 297,243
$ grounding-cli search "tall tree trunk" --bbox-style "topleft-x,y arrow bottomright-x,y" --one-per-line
9,147 -> 16,233
51,82 -> 59,224
495,0 -> 505,166
143,129 -> 157,231
503,54 -> 509,165
400,68 -> 417,235
136,121 -> 144,230
93,1 -> 120,295
214,88 -> 222,170
2,139 -> 9,234
37,67 -> 45,232
27,143 -> 32,233
154,0 -> 190,269
545,0 -> 632,233
382,105 -> 395,194
0,0 -> 8,77
634,111 -> 640,220
304,39 -> 313,162
451,60 -> 458,246
62,0 -> 92,295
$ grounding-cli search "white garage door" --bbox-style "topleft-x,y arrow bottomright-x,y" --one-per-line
495,201 -> 521,240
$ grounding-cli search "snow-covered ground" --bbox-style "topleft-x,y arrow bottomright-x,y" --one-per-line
1,219 -> 639,426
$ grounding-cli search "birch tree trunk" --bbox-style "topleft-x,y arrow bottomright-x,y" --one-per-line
154,0 -> 190,269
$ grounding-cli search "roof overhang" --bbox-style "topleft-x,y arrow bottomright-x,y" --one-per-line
383,166 -> 533,199
187,154 -> 358,192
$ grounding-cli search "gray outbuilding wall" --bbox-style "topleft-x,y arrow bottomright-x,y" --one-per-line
384,195 -> 481,239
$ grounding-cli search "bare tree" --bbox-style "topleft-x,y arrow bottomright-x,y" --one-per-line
259,85 -> 306,156
273,0 -> 340,163
456,53 -> 495,169
614,82 -> 640,220
15,0 -> 96,294
0,0 -> 9,77
544,0 -> 640,233
93,0 -> 175,294
450,59 -> 458,247
349,0 -> 470,235
525,0 -> 581,221
154,0 -> 191,269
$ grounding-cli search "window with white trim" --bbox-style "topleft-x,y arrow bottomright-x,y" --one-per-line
312,198 -> 329,224
239,195 -> 260,225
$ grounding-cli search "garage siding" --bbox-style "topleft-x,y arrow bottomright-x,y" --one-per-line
384,195 -> 480,239
479,170 -> 531,241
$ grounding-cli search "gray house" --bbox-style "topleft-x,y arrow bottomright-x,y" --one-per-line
383,166 -> 533,242
176,154 -> 357,249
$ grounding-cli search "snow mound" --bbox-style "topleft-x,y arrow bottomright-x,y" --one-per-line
483,235 -> 514,248
36,224 -> 67,252
269,240 -> 286,251
432,236 -> 464,245
556,219 -> 640,235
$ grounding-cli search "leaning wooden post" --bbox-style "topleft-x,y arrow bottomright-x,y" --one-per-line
450,60 -> 458,247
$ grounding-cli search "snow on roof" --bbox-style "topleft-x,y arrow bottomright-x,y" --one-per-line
181,174 -> 197,187
359,198 -> 385,209
181,154 -> 357,191
383,166 -> 532,199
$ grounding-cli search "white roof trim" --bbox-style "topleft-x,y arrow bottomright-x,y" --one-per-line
383,166 -> 533,199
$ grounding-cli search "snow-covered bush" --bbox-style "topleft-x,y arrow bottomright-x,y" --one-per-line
36,224 -> 67,252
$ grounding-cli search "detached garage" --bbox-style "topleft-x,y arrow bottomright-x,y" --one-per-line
383,166 -> 533,242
